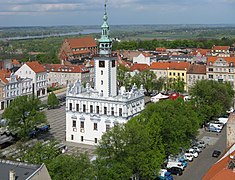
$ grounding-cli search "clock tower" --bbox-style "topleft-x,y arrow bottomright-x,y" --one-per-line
94,3 -> 117,97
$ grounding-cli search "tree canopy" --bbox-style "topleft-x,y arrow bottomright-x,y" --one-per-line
189,80 -> 234,123
47,92 -> 59,108
2,95 -> 46,139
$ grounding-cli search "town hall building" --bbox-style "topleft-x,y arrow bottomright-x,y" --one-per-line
65,3 -> 145,145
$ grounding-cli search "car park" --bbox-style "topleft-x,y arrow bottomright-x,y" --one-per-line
196,140 -> 206,149
208,125 -> 221,133
212,150 -> 221,158
167,167 -> 183,176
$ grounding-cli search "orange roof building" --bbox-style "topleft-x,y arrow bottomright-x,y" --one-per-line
203,144 -> 235,180
59,36 -> 98,64
15,61 -> 47,97
45,64 -> 90,87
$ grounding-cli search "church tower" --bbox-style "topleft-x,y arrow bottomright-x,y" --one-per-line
94,3 -> 117,97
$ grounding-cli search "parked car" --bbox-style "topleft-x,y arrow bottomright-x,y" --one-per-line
177,157 -> 188,168
186,149 -> 198,158
212,150 -> 221,158
196,140 -> 206,149
167,167 -> 183,176
166,161 -> 184,170
192,146 -> 202,153
157,169 -> 173,180
184,153 -> 193,162
208,125 -> 221,133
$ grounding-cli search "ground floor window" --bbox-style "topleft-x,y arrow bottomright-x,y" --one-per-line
71,135 -> 74,140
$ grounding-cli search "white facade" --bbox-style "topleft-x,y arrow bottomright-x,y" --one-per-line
15,62 -> 47,97
1,73 -> 33,109
133,53 -> 151,66
66,4 -> 145,146
66,82 -> 144,145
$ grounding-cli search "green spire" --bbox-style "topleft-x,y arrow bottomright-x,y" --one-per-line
99,1 -> 112,55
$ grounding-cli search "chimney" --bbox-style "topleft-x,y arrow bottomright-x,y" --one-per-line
9,170 -> 16,180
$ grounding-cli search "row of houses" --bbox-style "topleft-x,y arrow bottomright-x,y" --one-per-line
128,56 -> 235,91
0,60 -> 92,110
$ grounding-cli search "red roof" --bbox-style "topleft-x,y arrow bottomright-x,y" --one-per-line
203,144 -> 235,180
0,69 -> 11,84
26,61 -> 46,73
44,64 -> 89,73
142,52 -> 151,57
207,56 -> 235,65
150,62 -> 190,70
156,47 -> 166,52
169,93 -> 184,100
212,46 -> 230,51
187,64 -> 206,74
72,50 -> 90,55
192,49 -> 211,56
66,36 -> 97,49
130,63 -> 149,72
12,59 -> 20,65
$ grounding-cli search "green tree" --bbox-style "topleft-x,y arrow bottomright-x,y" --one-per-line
141,99 -> 200,155
95,118 -> 165,179
19,141 -> 59,164
47,92 -> 59,108
155,77 -> 165,93
171,77 -> 186,93
2,96 -> 46,139
117,64 -> 131,90
189,80 -> 234,123
47,153 -> 95,180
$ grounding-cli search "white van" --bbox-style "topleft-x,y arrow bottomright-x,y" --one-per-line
167,161 -> 184,170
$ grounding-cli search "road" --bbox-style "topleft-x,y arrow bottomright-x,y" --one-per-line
174,126 -> 227,180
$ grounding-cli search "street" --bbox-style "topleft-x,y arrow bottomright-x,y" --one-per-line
174,126 -> 227,180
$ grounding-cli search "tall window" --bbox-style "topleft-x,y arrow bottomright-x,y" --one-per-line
101,70 -> 103,75
80,121 -> 84,129
94,123 -> 98,131
112,60 -> 115,67
104,107 -> 107,115
83,104 -> 86,112
69,103 -> 72,111
71,135 -> 74,140
72,120 -> 76,127
95,138 -> 98,143
81,136 -> 84,142
96,106 -> 99,114
111,107 -> 114,116
90,105 -> 93,113
101,80 -> 103,85
119,108 -> 122,117
99,61 -> 105,67
76,104 -> 79,111
106,124 -> 110,132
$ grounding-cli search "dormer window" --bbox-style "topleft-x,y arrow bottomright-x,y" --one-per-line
230,62 -> 234,67
209,62 -> 212,65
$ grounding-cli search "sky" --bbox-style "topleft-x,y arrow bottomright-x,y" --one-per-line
0,0 -> 235,26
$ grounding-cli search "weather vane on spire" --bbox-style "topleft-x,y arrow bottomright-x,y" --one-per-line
104,0 -> 108,14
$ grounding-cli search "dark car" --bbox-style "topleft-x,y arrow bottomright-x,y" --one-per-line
212,150 -> 221,158
167,167 -> 183,176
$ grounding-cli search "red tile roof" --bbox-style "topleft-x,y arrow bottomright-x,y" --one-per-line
192,49 -> 211,56
212,46 -> 230,51
142,52 -> 151,57
66,36 -> 97,49
187,64 -> 206,74
0,69 -> 11,84
203,144 -> 235,180
156,47 -> 166,52
44,64 -> 89,73
72,50 -> 90,55
12,59 -> 20,65
207,56 -> 235,65
130,63 -> 149,72
150,62 -> 190,70
26,61 -> 46,73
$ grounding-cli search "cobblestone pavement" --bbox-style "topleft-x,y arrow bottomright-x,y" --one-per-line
44,105 -> 96,157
